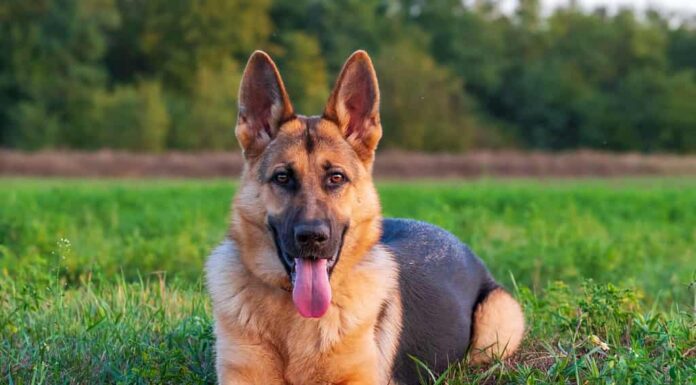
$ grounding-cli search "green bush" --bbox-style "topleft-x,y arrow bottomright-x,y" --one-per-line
89,81 -> 170,151
377,36 -> 478,152
167,60 -> 240,150
7,102 -> 62,150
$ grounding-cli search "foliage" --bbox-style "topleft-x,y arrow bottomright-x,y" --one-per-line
1,1 -> 696,152
87,80 -> 170,151
167,60 -> 240,150
273,32 -> 330,114
0,0 -> 118,149
377,35 -> 479,151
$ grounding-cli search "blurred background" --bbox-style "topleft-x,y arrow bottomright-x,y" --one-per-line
1,0 -> 695,160
2,4 -> 695,382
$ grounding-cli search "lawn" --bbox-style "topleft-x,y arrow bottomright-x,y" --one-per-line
1,178 -> 694,384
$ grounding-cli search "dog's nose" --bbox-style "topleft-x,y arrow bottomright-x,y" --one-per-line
294,222 -> 330,248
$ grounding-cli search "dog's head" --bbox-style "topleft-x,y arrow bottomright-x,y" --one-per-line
230,51 -> 383,318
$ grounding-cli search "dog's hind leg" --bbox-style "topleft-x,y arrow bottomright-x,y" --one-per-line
468,288 -> 525,365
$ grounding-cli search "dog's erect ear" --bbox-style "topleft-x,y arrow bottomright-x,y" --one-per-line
324,50 -> 381,162
236,51 -> 294,158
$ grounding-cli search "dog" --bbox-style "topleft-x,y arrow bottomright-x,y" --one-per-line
206,50 -> 525,385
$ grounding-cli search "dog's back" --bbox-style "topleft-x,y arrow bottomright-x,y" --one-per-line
382,218 -> 522,383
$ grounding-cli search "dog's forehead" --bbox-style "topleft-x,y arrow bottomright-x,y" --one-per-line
257,116 -> 360,176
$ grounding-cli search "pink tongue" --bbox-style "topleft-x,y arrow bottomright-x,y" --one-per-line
292,258 -> 332,318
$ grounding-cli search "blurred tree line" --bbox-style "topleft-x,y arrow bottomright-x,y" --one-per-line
1,0 -> 695,152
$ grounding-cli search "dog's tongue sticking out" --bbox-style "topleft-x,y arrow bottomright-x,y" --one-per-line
292,258 -> 331,318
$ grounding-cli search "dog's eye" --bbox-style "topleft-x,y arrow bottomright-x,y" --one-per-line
327,172 -> 346,187
273,171 -> 290,185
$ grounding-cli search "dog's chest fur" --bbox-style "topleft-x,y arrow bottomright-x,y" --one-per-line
206,240 -> 402,385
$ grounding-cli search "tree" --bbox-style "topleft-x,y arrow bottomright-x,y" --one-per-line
377,36 -> 479,152
668,24 -> 696,72
269,0 -> 386,73
89,80 -> 170,151
167,60 -> 240,150
106,0 -> 272,90
2,0 -> 695,153
274,32 -> 330,115
0,0 -> 119,149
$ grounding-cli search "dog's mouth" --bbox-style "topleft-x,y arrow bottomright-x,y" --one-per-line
269,225 -> 347,318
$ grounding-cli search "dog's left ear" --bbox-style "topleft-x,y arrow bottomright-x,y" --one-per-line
324,50 -> 381,162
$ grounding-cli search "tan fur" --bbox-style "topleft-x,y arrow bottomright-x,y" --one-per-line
207,240 -> 402,385
468,288 -> 526,365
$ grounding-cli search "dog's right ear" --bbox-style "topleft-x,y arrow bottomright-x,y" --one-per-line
236,51 -> 294,158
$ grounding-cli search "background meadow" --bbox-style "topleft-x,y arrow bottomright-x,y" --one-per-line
2,178 -> 694,384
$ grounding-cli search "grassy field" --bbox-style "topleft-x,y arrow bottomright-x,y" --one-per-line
1,178 -> 695,384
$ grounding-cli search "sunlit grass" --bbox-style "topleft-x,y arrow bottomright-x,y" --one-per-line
1,178 -> 694,384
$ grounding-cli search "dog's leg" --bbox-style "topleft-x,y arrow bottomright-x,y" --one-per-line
335,373 -> 379,385
468,288 -> 525,364
214,321 -> 285,385
340,367 -> 380,385
330,340 -> 382,385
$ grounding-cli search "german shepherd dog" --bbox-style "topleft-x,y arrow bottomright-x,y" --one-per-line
206,50 -> 525,385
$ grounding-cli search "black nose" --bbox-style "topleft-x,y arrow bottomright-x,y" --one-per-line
294,222 -> 330,248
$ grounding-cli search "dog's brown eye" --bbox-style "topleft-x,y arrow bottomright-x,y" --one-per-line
328,172 -> 345,186
273,172 -> 289,184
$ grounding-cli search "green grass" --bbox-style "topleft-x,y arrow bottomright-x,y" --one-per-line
1,178 -> 695,384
